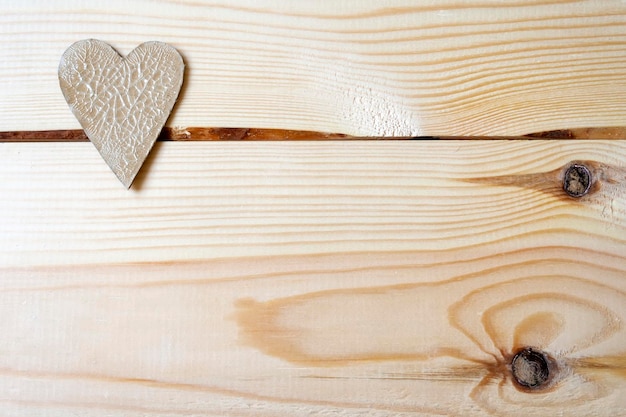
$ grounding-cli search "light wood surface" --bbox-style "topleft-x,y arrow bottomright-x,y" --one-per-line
4,1 -> 626,136
1,140 -> 625,415
3,2 -> 626,415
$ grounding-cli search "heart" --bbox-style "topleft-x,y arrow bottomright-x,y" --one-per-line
58,39 -> 184,188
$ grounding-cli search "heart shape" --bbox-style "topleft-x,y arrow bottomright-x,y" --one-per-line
59,39 -> 184,188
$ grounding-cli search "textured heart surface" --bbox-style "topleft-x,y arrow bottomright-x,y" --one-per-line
59,39 -> 184,188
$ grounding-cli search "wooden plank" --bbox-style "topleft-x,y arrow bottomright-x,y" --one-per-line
3,1 -> 626,136
1,140 -> 625,415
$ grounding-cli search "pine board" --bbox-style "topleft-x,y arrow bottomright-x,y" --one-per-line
0,140 -> 625,416
3,1 -> 626,135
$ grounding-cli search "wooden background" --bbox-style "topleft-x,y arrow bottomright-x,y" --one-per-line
2,1 -> 626,416
4,0 -> 626,136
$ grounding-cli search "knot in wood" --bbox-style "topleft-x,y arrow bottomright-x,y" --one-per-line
563,163 -> 592,198
511,348 -> 552,390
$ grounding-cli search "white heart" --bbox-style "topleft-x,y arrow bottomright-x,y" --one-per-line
59,39 -> 184,188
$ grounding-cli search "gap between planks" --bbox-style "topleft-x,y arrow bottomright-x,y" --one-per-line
1,126 -> 626,142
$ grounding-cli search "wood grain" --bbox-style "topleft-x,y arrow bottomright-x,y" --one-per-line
3,1 -> 626,136
1,140 -> 625,415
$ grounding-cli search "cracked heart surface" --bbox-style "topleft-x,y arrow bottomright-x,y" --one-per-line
59,39 -> 184,188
